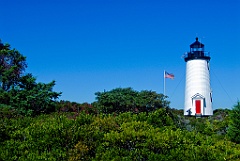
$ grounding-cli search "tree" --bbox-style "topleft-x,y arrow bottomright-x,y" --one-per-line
137,90 -> 169,112
227,101 -> 240,143
10,74 -> 61,115
95,87 -> 137,113
95,87 -> 169,114
0,40 -> 61,116
0,41 -> 27,91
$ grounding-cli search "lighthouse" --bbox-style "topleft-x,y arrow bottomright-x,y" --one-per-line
184,37 -> 213,116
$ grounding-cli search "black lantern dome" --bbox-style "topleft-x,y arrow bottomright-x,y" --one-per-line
184,37 -> 210,62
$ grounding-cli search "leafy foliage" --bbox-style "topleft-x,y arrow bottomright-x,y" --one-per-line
95,87 -> 169,114
95,121 -> 240,161
0,40 -> 61,116
0,42 -> 27,91
176,108 -> 230,141
56,100 -> 97,114
228,102 -> 240,143
11,74 -> 61,115
1,108 -> 240,160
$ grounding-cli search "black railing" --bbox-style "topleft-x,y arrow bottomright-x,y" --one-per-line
184,51 -> 210,62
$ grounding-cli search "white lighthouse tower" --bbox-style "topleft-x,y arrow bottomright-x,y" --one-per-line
184,37 -> 213,116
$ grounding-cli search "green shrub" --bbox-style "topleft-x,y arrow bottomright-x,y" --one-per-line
1,107 -> 240,160
228,102 -> 240,143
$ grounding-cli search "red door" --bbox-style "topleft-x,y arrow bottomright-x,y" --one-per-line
195,100 -> 201,114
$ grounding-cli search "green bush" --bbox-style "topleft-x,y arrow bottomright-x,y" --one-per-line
94,120 -> 240,161
0,113 -> 74,160
1,108 -> 240,160
94,87 -> 169,114
228,102 -> 240,143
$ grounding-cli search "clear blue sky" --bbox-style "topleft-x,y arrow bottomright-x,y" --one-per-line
1,0 -> 239,109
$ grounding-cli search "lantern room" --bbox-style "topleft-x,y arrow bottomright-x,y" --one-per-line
184,37 -> 210,62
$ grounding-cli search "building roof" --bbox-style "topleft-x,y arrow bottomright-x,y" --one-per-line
190,37 -> 204,48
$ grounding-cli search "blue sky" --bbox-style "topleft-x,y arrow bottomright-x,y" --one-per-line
1,0 -> 239,109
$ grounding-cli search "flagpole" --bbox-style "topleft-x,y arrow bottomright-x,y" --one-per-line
164,70 -> 165,96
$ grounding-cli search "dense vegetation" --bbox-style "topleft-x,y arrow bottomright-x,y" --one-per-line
95,87 -> 169,114
1,40 -> 240,160
228,102 -> 240,143
1,108 -> 240,160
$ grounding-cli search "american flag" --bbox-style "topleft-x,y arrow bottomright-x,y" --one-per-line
165,71 -> 174,79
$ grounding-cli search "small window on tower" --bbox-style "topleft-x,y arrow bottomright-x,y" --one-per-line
210,93 -> 212,102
